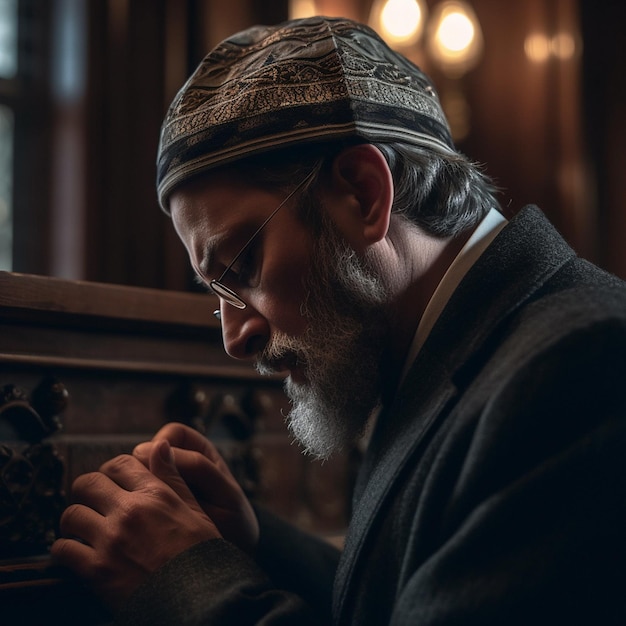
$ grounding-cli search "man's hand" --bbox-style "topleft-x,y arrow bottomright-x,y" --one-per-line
51,439 -> 219,610
133,422 -> 260,554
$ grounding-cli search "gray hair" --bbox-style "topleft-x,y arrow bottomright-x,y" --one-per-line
374,142 -> 500,237
224,140 -> 499,238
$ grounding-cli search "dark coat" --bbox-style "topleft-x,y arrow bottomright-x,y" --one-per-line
118,206 -> 626,625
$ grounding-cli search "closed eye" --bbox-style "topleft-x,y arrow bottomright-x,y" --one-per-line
224,245 -> 258,287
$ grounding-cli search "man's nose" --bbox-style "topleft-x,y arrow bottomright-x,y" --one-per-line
219,301 -> 269,360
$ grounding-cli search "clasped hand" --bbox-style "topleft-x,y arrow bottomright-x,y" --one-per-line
51,423 -> 259,610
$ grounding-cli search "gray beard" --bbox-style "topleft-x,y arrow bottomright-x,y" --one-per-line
256,216 -> 390,460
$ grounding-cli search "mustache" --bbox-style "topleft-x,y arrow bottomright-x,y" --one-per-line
255,331 -> 308,376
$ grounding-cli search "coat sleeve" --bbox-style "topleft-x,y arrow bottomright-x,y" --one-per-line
254,507 -> 341,622
115,539 -> 322,626
115,510 -> 340,625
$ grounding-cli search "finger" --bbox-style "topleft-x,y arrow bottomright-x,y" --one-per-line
133,443 -> 242,510
59,503 -> 106,547
100,452 -> 203,516
70,472 -> 125,516
130,434 -> 155,467
133,441 -> 152,466
134,425 -> 231,476
148,445 -> 257,552
147,440 -> 206,515
99,453 -> 157,493
165,447 -> 243,507
51,537 -> 98,579
152,423 -> 226,466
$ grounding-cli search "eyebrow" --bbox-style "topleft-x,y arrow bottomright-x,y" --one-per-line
194,235 -> 222,283
195,221 -> 253,281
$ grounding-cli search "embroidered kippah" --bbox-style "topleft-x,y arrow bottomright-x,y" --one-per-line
157,16 -> 455,212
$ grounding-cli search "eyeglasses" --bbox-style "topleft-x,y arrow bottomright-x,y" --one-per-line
210,168 -> 317,321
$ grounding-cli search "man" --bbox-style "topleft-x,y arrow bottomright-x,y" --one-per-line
52,16 -> 626,625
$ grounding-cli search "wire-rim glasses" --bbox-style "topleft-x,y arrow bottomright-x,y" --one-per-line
210,167 -> 318,320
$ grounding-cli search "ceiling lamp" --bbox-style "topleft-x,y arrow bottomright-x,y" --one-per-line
369,0 -> 428,48
426,1 -> 483,77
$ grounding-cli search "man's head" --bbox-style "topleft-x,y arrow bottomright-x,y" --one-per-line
157,16 -> 457,212
161,17 -> 498,458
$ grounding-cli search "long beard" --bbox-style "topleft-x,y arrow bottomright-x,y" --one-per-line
256,216 -> 390,460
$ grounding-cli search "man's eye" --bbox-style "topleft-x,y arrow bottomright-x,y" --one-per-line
228,249 -> 256,285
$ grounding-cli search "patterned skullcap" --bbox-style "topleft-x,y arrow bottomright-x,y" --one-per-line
157,16 -> 455,212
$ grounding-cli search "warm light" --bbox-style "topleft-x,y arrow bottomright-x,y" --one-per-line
436,11 -> 475,53
381,0 -> 423,41
524,33 -> 551,63
427,2 -> 483,76
551,32 -> 577,60
369,0 -> 427,47
524,32 -> 578,63
289,0 -> 317,20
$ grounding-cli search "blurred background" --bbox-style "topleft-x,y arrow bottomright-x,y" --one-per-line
0,0 -> 624,291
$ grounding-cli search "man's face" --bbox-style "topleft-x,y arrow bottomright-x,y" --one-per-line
257,209 -> 391,458
170,173 -> 391,459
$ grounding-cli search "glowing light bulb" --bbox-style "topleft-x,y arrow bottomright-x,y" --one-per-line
524,32 -> 579,63
426,1 -> 483,76
381,0 -> 422,41
524,33 -> 551,63
551,32 -> 577,60
370,0 -> 427,47
435,11 -> 475,53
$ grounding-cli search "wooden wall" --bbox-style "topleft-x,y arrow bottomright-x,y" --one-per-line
10,0 -> 626,286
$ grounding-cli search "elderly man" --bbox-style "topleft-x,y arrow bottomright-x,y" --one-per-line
52,16 -> 626,626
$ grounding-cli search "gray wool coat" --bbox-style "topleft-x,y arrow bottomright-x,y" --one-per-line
118,206 -> 626,625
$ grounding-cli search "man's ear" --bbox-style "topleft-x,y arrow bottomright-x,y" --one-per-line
327,143 -> 394,251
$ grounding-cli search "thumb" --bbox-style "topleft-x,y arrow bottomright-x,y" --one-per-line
149,440 -> 205,515
149,439 -> 175,470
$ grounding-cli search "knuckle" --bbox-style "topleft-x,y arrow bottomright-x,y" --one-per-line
113,491 -> 166,533
59,503 -> 82,532
142,484 -> 177,511
50,537 -> 70,560
116,501 -> 143,528
100,453 -> 135,475
71,471 -> 103,498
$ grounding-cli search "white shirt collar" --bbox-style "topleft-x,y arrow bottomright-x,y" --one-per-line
399,208 -> 508,382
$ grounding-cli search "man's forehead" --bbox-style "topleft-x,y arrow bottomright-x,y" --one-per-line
170,166 -> 241,205
170,175 -> 284,277
169,167 -> 254,230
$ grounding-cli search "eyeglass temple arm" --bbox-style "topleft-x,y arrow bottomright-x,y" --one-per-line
215,168 -> 318,283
